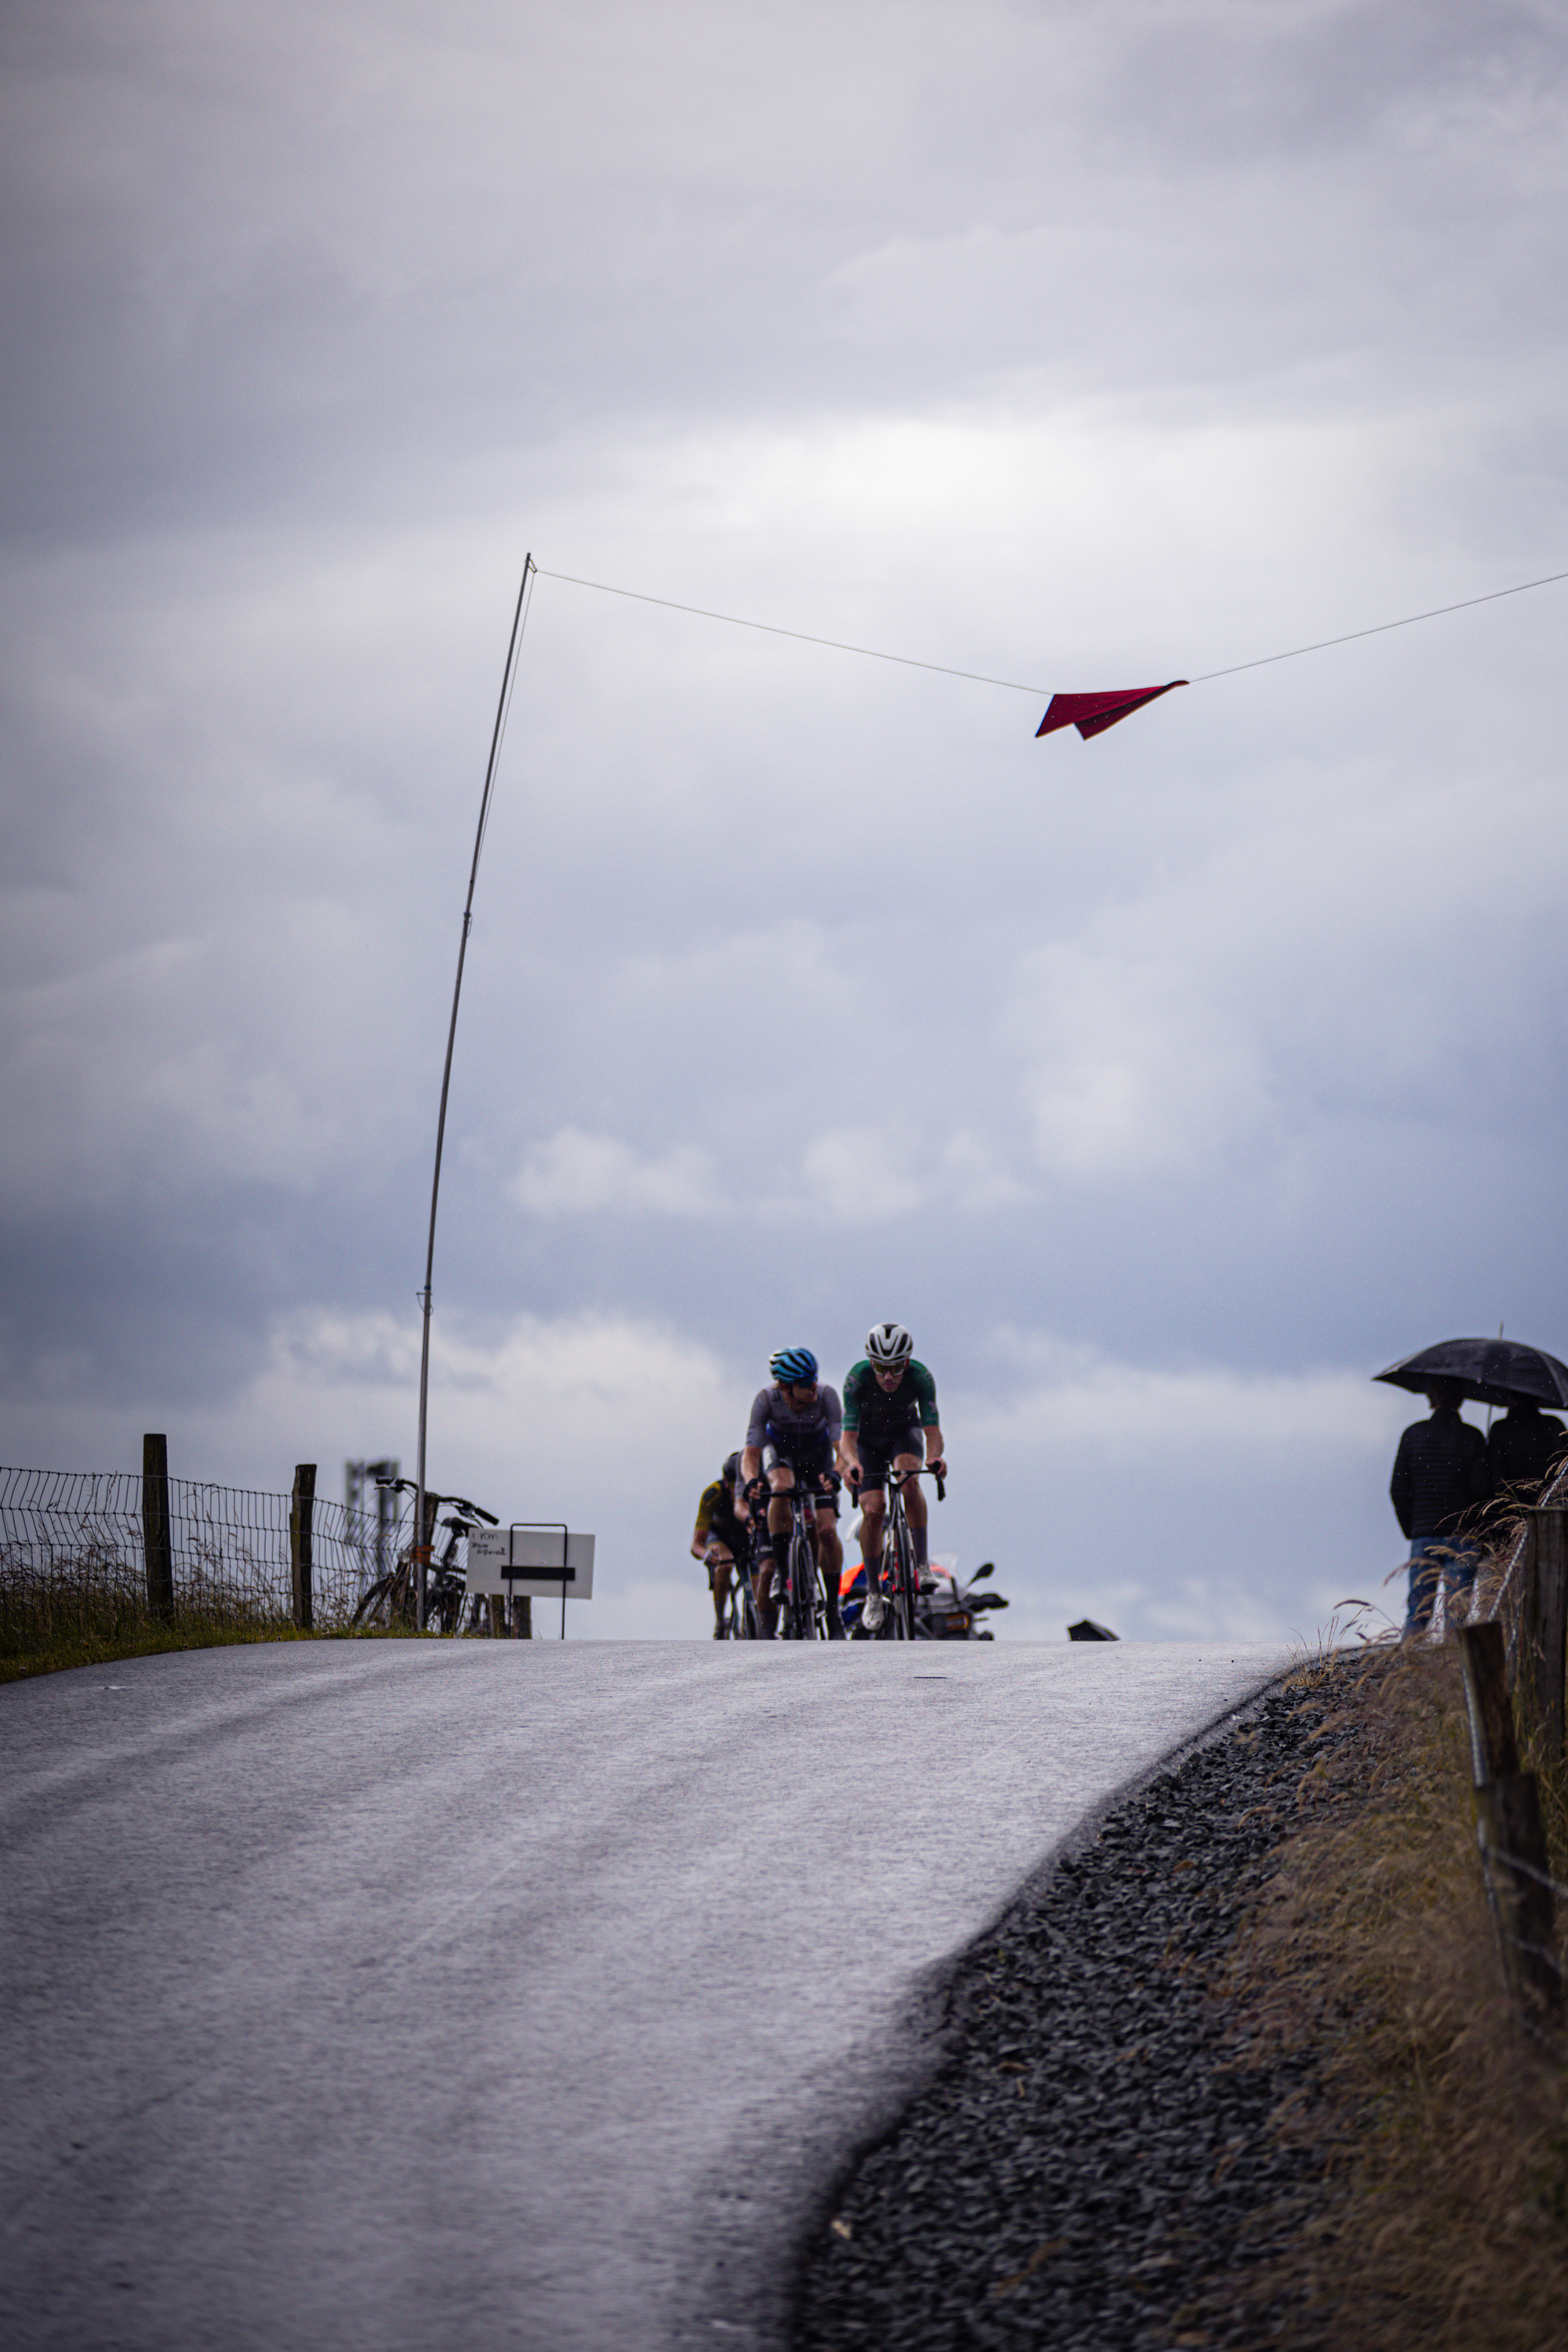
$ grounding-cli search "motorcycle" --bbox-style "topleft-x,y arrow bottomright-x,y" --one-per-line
840,1554 -> 1011,1640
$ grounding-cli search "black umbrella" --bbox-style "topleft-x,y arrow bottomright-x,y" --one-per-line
1374,1337 -> 1568,1411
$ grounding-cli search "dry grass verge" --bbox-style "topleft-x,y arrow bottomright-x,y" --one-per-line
1202,1646 -> 1568,2350
0,1537 -> 416,1680
0,1579 -> 322,1681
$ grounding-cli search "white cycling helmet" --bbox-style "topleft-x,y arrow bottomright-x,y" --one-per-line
866,1322 -> 913,1367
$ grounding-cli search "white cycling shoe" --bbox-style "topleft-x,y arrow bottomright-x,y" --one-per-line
862,1588 -> 887,1633
917,1569 -> 938,1592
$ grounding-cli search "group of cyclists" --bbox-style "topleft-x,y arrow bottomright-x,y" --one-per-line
688,1323 -> 946,1639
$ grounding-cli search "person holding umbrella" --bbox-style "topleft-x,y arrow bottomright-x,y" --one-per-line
1386,1378 -> 1492,1633
1488,1396 -> 1568,1503
1377,1338 -> 1568,1629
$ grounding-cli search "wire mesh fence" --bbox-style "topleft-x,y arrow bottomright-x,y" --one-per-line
0,1465 -> 414,1634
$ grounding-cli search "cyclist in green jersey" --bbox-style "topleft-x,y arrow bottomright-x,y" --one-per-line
837,1322 -> 946,1635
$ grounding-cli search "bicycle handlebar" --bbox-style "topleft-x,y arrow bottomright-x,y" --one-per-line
851,1465 -> 946,1503
743,1471 -> 840,1504
375,1477 -> 499,1526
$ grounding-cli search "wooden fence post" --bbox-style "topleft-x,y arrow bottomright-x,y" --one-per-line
414,1488 -> 438,1630
1474,1774 -> 1560,2024
290,1464 -> 316,1632
485,1594 -> 532,1638
1457,1621 -> 1560,2025
1521,1506 -> 1568,1762
143,1433 -> 174,1620
1458,1620 -> 1520,1782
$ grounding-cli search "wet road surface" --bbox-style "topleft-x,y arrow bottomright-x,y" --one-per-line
1,1639 -> 1292,2350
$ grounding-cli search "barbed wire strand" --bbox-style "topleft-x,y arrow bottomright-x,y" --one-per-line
1490,1849 -> 1568,1907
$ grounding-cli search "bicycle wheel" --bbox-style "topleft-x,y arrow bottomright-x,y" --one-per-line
735,1539 -> 760,1639
869,1517 -> 898,1639
889,1510 -> 919,1640
787,1518 -> 818,1641
427,1577 -> 463,1635
808,1525 -> 830,1641
352,1575 -> 396,1629
359,1564 -> 420,1631
858,1526 -> 889,1640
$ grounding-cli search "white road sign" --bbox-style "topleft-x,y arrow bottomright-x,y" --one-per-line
466,1526 -> 595,1599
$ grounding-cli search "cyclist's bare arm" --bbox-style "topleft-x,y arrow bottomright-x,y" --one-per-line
923,1421 -> 946,1476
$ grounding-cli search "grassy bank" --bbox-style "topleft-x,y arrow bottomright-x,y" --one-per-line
1201,1646 -> 1568,2350
0,1581 -> 334,1682
0,1543 -> 423,1679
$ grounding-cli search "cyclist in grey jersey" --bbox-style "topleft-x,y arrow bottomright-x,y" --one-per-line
739,1346 -> 846,1638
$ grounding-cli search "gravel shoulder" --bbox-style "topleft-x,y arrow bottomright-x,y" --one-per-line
792,1669 -> 1351,2351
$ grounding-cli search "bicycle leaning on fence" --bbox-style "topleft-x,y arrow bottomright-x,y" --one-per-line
855,1464 -> 945,1641
350,1479 -> 499,1632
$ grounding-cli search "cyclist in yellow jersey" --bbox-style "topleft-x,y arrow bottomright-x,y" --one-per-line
689,1451 -> 747,1638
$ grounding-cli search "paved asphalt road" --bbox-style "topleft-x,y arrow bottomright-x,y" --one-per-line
2,1639 -> 1292,2351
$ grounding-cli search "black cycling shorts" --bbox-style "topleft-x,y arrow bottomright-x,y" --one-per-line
705,1504 -> 747,1562
760,1430 -> 840,1517
852,1423 -> 924,1492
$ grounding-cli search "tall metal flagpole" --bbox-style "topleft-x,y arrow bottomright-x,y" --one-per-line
413,554 -> 535,1627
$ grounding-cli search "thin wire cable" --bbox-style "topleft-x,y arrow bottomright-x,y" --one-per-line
535,559 -> 1568,701
1189,568 -> 1568,683
535,568 -> 1048,695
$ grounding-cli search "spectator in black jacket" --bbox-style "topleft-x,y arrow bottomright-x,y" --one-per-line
1487,1397 -> 1568,1504
1389,1379 -> 1492,1634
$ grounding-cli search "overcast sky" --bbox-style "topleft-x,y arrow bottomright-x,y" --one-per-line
4,0 -> 1566,1640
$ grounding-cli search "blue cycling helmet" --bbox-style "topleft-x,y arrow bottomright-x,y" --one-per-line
770,1346 -> 818,1386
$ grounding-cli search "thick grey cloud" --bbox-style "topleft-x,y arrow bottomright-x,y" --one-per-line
3,0 -> 1567,1639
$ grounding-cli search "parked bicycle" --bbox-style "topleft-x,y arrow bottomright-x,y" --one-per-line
351,1478 -> 499,1632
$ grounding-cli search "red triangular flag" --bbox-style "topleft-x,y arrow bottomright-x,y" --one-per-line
1036,681 -> 1188,740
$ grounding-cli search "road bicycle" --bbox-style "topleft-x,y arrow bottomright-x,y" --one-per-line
781,1468 -> 842,1640
350,1479 -> 498,1632
858,1464 -> 946,1641
750,1465 -> 840,1639
714,1534 -> 760,1640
